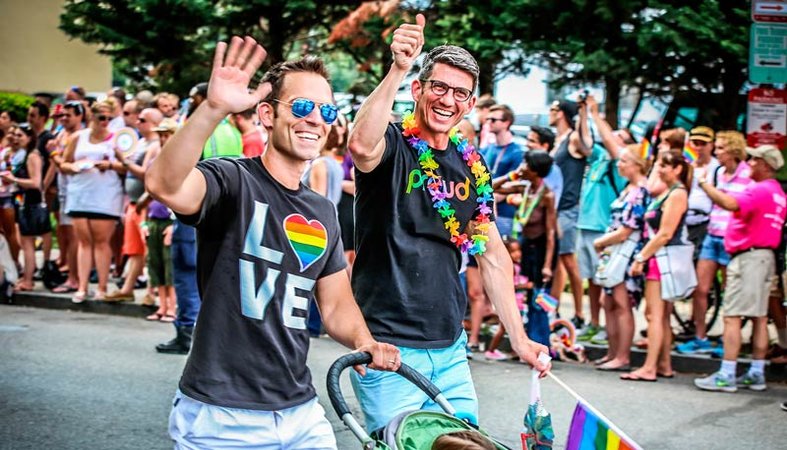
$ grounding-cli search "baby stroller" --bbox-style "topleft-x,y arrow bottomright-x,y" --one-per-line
327,352 -> 512,450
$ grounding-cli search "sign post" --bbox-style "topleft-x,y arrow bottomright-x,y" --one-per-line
752,0 -> 787,23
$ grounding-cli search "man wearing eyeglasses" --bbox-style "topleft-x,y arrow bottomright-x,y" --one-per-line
347,14 -> 550,434
146,36 -> 400,448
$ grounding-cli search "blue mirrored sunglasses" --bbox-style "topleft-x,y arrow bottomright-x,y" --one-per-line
274,98 -> 338,124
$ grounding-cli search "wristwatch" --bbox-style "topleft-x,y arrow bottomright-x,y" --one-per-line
634,254 -> 645,264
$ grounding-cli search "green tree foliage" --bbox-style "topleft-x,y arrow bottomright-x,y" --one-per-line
60,0 -> 358,96
0,92 -> 35,123
514,0 -> 750,127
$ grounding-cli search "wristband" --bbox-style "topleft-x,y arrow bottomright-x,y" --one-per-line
508,171 -> 519,182
506,194 -> 519,205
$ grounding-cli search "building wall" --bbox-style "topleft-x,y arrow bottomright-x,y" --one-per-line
0,0 -> 111,95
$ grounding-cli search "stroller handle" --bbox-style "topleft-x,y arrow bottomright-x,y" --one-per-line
327,352 -> 446,419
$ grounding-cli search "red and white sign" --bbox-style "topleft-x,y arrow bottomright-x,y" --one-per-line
747,88 -> 787,149
753,0 -> 787,23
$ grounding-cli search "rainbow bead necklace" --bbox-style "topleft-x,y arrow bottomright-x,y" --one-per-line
402,112 -> 493,255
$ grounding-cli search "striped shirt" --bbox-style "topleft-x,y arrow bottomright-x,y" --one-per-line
708,161 -> 752,237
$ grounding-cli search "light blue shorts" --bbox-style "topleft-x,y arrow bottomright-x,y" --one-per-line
350,332 -> 478,433
168,390 -> 336,449
699,234 -> 731,266
558,206 -> 580,255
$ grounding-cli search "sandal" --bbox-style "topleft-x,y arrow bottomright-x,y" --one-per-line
72,291 -> 87,304
620,370 -> 657,382
146,312 -> 164,321
93,291 -> 107,301
53,283 -> 78,294
14,284 -> 33,292
160,314 -> 176,323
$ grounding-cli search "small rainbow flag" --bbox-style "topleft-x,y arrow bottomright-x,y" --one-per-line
566,402 -> 642,450
639,140 -> 652,160
535,290 -> 559,313
683,142 -> 698,163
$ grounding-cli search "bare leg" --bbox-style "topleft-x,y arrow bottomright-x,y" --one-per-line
611,283 -> 634,366
692,259 -> 718,339
89,219 -> 117,295
560,253 -> 585,322
72,218 -> 93,294
722,316 -> 743,362
588,281 -> 602,327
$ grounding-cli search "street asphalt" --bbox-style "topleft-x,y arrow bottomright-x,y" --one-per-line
1,305 -> 785,449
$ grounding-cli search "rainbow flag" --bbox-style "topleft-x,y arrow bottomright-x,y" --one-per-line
683,142 -> 698,163
639,140 -> 652,160
535,290 -> 559,313
566,402 -> 642,450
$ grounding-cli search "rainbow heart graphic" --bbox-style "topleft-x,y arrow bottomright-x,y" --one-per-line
283,214 -> 328,271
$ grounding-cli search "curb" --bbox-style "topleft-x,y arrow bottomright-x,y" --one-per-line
3,291 -> 156,319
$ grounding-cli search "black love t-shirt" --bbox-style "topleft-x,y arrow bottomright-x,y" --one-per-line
353,123 -> 495,349
177,157 -> 346,410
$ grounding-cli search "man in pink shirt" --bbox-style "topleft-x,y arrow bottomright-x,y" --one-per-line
693,144 -> 786,393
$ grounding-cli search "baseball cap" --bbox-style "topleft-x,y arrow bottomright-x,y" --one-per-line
689,126 -> 714,143
551,100 -> 578,120
747,144 -> 784,170
189,82 -> 208,98
153,118 -> 178,133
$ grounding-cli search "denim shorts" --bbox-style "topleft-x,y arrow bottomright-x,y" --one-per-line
350,332 -> 478,433
557,206 -> 580,255
168,390 -> 336,449
699,234 -> 730,266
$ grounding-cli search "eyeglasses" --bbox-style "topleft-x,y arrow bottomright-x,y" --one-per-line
273,98 -> 338,124
423,80 -> 472,102
97,115 -> 110,122
485,117 -> 505,123
690,140 -> 710,147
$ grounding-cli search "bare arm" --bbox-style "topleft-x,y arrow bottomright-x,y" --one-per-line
594,226 -> 634,251
699,179 -> 739,212
587,95 -> 619,160
315,270 -> 401,375
59,134 -> 80,175
476,225 -> 551,375
543,192 -> 557,275
14,151 -> 43,190
347,14 -> 425,173
146,36 -> 270,216
570,102 -> 593,158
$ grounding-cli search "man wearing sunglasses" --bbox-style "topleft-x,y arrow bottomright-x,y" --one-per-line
146,36 -> 400,449
347,14 -> 550,434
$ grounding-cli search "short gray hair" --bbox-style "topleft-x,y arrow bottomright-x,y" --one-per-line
418,45 -> 479,91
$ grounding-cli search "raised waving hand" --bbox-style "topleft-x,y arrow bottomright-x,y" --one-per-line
207,36 -> 271,114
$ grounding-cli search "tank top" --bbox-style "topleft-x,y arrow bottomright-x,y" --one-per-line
65,129 -> 124,217
124,137 -> 154,203
645,184 -> 688,246
553,133 -> 586,211
12,149 -> 42,205
302,156 -> 343,206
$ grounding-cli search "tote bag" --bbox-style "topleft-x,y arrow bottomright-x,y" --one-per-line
655,243 -> 697,301
594,231 -> 641,288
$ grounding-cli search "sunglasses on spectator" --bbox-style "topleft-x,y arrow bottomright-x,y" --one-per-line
97,115 -> 110,122
273,98 -> 338,124
422,79 -> 472,102
138,118 -> 147,124
485,117 -> 505,123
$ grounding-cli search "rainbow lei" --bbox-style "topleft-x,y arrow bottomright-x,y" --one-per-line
401,112 -> 493,255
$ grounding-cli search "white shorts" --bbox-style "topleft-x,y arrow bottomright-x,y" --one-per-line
168,390 -> 337,449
